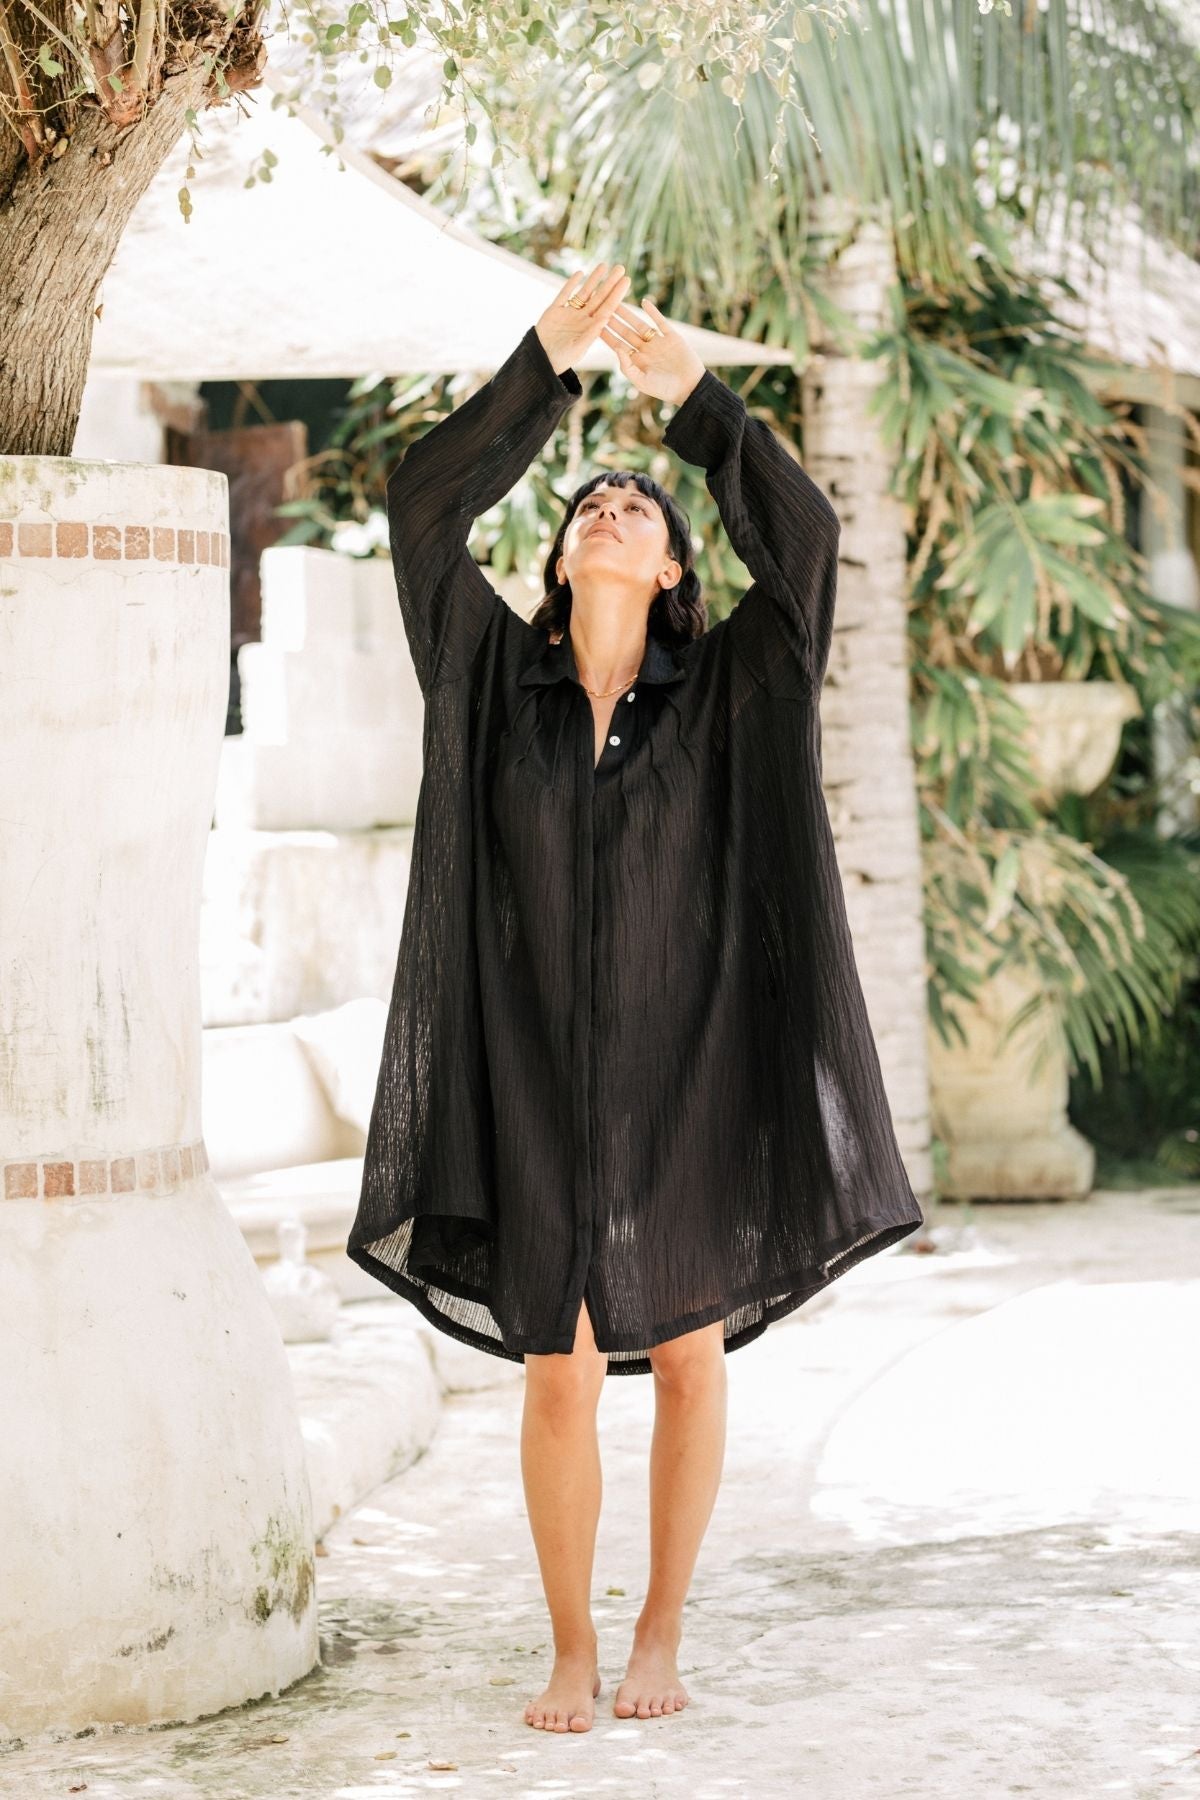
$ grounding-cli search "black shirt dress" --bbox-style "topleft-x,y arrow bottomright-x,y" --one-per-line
347,324 -> 925,1374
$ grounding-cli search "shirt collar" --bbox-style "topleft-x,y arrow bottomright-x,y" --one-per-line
517,627 -> 686,689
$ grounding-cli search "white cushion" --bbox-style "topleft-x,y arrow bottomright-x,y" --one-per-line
290,997 -> 388,1137
203,1021 -> 348,1178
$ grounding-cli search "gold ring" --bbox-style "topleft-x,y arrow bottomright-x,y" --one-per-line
566,295 -> 587,309
640,325 -> 660,341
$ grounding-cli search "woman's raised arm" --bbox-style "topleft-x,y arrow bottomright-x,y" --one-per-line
661,370 -> 841,693
597,290 -> 840,693
385,327 -> 581,694
387,264 -> 633,694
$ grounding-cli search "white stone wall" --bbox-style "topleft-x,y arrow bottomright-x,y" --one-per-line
217,545 -> 424,832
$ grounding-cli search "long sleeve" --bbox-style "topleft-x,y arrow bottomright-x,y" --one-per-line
386,325 -> 583,693
662,368 -> 841,692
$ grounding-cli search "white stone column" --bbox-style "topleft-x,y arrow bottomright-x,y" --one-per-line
1140,403 -> 1200,836
0,459 -> 318,1736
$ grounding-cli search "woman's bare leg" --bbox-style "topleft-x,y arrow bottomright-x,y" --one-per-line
613,1318 -> 727,1719
520,1297 -> 609,1732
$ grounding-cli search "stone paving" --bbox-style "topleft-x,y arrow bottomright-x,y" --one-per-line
7,1186 -> 1200,1799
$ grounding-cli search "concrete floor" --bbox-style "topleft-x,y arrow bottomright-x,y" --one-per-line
8,1186 -> 1200,1799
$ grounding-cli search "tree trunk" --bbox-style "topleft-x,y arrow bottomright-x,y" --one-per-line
805,197 -> 936,1202
0,63 -> 217,457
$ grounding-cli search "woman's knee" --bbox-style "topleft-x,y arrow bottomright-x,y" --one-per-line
523,1299 -> 607,1409
648,1318 -> 725,1390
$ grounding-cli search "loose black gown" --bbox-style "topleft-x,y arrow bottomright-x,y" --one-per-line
347,324 -> 925,1373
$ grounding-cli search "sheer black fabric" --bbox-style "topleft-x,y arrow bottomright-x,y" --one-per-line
347,325 -> 924,1373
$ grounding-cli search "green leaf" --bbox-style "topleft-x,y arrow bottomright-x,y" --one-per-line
983,843 -> 1021,931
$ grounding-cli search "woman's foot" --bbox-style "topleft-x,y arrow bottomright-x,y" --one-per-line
612,1624 -> 690,1719
523,1644 -> 602,1732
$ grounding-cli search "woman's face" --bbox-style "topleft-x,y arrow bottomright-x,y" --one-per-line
556,483 -> 681,602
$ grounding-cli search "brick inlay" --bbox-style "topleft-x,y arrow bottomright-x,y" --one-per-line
0,522 -> 229,570
2,1139 -> 210,1201
18,521 -> 52,556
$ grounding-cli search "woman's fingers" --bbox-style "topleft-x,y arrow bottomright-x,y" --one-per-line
602,316 -> 647,355
561,263 -> 628,314
555,266 -> 605,305
593,269 -> 630,315
598,323 -> 632,357
555,263 -> 664,326
612,298 -> 671,339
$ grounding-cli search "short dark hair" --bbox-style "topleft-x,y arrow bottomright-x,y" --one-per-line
528,470 -> 706,647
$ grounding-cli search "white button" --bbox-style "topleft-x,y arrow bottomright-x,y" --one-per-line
627,691 -> 636,701
608,734 -> 620,746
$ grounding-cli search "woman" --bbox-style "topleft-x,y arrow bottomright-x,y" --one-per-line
347,263 -> 924,1732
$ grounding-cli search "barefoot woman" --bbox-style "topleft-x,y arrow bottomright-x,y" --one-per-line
348,262 -> 925,1731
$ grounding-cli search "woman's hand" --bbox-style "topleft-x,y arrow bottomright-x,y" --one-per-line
535,263 -> 633,377
599,294 -> 707,409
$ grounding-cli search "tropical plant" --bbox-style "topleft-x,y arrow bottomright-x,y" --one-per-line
874,254 -> 1200,1079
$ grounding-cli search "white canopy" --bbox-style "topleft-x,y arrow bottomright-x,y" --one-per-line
87,68 -> 794,383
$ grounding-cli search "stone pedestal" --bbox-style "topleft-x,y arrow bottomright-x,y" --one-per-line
0,458 -> 317,1736
929,680 -> 1140,1200
929,966 -> 1095,1200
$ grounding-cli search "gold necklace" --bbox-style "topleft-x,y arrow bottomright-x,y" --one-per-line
583,672 -> 638,698
550,630 -> 641,699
